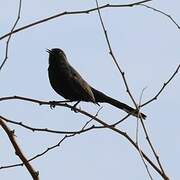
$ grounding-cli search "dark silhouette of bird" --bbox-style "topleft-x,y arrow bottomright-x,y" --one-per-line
47,48 -> 146,119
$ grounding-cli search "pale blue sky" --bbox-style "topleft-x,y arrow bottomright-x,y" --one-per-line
0,1 -> 180,180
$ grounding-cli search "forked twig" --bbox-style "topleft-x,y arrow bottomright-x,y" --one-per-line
0,0 -> 22,71
0,95 -> 166,178
0,134 -> 75,170
95,0 -> 169,179
0,0 -> 152,41
141,4 -> 180,29
0,110 -> 104,170
135,89 -> 153,179
141,64 -> 180,107
95,0 -> 138,109
0,118 -> 39,180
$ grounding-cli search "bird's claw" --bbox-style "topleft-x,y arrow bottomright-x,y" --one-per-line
71,101 -> 80,113
49,101 -> 56,109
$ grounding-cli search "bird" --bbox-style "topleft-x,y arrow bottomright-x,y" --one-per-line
47,48 -> 146,119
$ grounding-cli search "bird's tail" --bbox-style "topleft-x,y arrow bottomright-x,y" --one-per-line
91,88 -> 146,120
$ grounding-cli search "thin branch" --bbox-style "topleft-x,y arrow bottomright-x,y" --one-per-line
141,64 -> 180,107
95,0 -> 138,110
81,106 -> 103,129
0,112 -> 131,135
0,134 -> 75,170
0,95 -> 135,120
0,108 -> 105,135
111,114 -> 130,126
141,4 -> 180,29
95,1 -> 154,178
0,0 -> 22,71
0,116 -> 105,170
137,66 -> 179,178
0,0 -> 152,41
138,86 -> 167,177
0,115 -> 98,134
135,89 -> 153,180
136,88 -> 147,144
137,143 -> 154,180
95,1 -> 169,179
137,61 -> 179,179
0,118 -> 39,180
0,95 -> 167,178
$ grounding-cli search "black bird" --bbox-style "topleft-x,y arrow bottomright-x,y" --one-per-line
47,48 -> 146,119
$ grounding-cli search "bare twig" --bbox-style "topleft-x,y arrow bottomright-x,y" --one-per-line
0,134 -> 75,170
0,108 -> 105,135
0,0 -> 22,71
0,95 -> 167,178
95,1 -> 153,178
95,1 -> 169,179
0,1 -> 152,41
139,77 -> 179,179
141,4 -> 180,29
137,65 -> 179,179
0,115 -> 104,170
0,118 -> 39,180
134,89 -> 153,180
0,111 -> 131,134
141,64 -> 180,107
111,114 -> 130,126
0,114 -> 100,134
136,87 -> 147,143
81,106 -> 103,130
95,0 -> 139,110
137,143 -> 154,180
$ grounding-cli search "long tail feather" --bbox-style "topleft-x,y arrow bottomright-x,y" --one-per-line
91,88 -> 146,119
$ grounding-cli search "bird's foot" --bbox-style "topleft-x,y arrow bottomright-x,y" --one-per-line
71,101 -> 80,113
49,101 -> 57,109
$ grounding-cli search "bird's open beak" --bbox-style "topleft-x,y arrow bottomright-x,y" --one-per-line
46,49 -> 51,54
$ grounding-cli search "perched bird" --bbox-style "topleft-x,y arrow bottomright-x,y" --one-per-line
47,48 -> 146,119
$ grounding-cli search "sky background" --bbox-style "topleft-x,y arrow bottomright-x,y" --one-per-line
0,0 -> 180,179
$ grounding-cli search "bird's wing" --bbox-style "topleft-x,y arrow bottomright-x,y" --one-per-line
69,66 -> 96,102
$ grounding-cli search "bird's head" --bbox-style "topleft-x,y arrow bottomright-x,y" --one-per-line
46,48 -> 67,65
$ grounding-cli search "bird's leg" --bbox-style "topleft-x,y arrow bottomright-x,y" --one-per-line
71,101 -> 80,112
49,101 -> 57,109
49,100 -> 72,109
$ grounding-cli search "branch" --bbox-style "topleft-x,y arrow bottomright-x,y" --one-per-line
141,64 -> 180,107
0,0 -> 152,41
141,4 -> 180,29
0,134 -> 76,170
0,109 -> 105,135
0,0 -> 22,71
0,117 -> 39,180
95,1 -> 168,179
135,64 -> 180,176
0,95 -> 167,178
95,0 -> 140,113
0,113 -> 105,170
